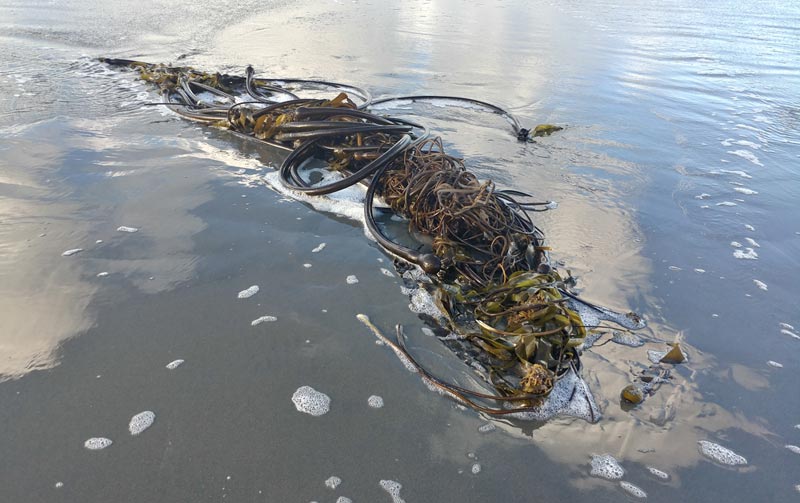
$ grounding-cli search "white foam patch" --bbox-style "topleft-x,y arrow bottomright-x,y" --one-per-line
238,285 -> 259,298
478,422 -> 496,433
620,481 -> 647,498
380,268 -> 395,277
471,463 -> 482,474
117,226 -> 139,233
745,224 -> 755,231
734,187 -> 758,195
336,497 -> 352,503
55,482 -> 64,488
421,327 -> 435,337
781,330 -> 800,340
263,171 -> 366,225
379,480 -> 405,503
312,242 -> 326,253
786,445 -> 800,455
694,268 -> 706,273
611,331 -> 644,347
695,193 -> 711,200
325,476 -> 341,489
716,169 -> 753,179
647,350 -> 668,364
97,272 -> 109,277
129,411 -> 155,435
251,315 -> 277,326
745,237 -> 760,248
767,361 -> 783,368
166,359 -> 184,369
716,201 -> 737,206
647,466 -> 669,480
291,386 -> 330,416
753,280 -> 768,291
346,275 -> 359,284
84,437 -> 112,450
668,265 -> 682,271
728,150 -> 763,166
367,395 -> 384,408
509,366 -> 601,422
733,248 -> 758,260
730,241 -> 742,248
303,263 -> 312,268
62,248 -> 83,256
590,454 -> 625,480
698,440 -> 747,465
779,322 -> 794,330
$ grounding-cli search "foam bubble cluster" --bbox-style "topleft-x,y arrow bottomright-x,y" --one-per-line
647,466 -> 669,480
379,480 -> 405,503
251,315 -> 277,326
478,423 -> 496,433
786,445 -> 800,455
84,437 -> 112,450
753,280 -> 768,291
238,285 -> 259,298
590,454 -> 625,480
471,463 -> 482,474
117,226 -> 139,233
367,395 -> 384,408
312,243 -> 326,253
336,497 -> 352,503
767,361 -> 783,368
611,331 -> 644,347
129,411 -> 155,435
380,268 -> 395,277
698,440 -> 747,465
165,359 -> 184,369
325,476 -> 341,489
620,481 -> 647,498
733,248 -> 758,260
291,386 -> 331,416
346,275 -> 359,284
62,248 -> 83,256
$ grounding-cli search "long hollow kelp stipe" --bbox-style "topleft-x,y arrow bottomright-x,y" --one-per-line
101,58 -> 657,421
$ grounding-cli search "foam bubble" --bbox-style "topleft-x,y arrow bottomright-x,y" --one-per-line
470,463 -> 482,474
238,285 -> 259,298
62,248 -> 83,256
767,361 -> 783,368
478,422 -> 496,433
54,482 -> 64,488
668,265 -> 682,271
753,280 -> 768,291
733,248 -> 758,260
312,243 -> 326,253
291,386 -> 330,416
695,193 -> 711,200
367,395 -> 384,408
734,187 -> 758,195
730,241 -> 742,248
129,411 -> 155,435
379,480 -> 406,503
346,275 -> 359,284
780,323 -> 795,330
251,315 -> 277,326
620,481 -> 647,498
325,476 -> 341,489
421,327 -> 435,337
698,440 -> 747,465
117,226 -> 139,233
694,268 -> 706,273
165,359 -> 184,369
590,454 -> 625,480
97,272 -> 109,277
647,466 -> 669,480
336,497 -> 352,503
745,224 -> 755,231
786,445 -> 800,455
781,330 -> 800,340
380,268 -> 395,277
745,237 -> 760,248
303,263 -> 312,268
84,437 -> 112,450
716,201 -> 737,207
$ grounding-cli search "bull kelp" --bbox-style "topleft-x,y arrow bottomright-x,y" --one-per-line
101,58 -> 661,420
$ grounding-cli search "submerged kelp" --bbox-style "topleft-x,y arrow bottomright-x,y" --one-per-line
101,58 -> 651,420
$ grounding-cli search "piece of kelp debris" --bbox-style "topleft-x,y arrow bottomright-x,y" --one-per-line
101,58 -> 658,422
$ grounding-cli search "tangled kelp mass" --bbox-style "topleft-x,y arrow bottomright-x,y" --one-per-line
102,58 -> 645,420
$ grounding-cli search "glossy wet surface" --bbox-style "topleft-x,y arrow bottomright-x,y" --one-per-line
1,0 -> 799,501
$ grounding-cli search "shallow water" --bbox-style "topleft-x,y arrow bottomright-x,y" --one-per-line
1,0 -> 799,501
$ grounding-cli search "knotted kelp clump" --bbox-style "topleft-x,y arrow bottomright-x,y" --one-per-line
101,58 -> 636,419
